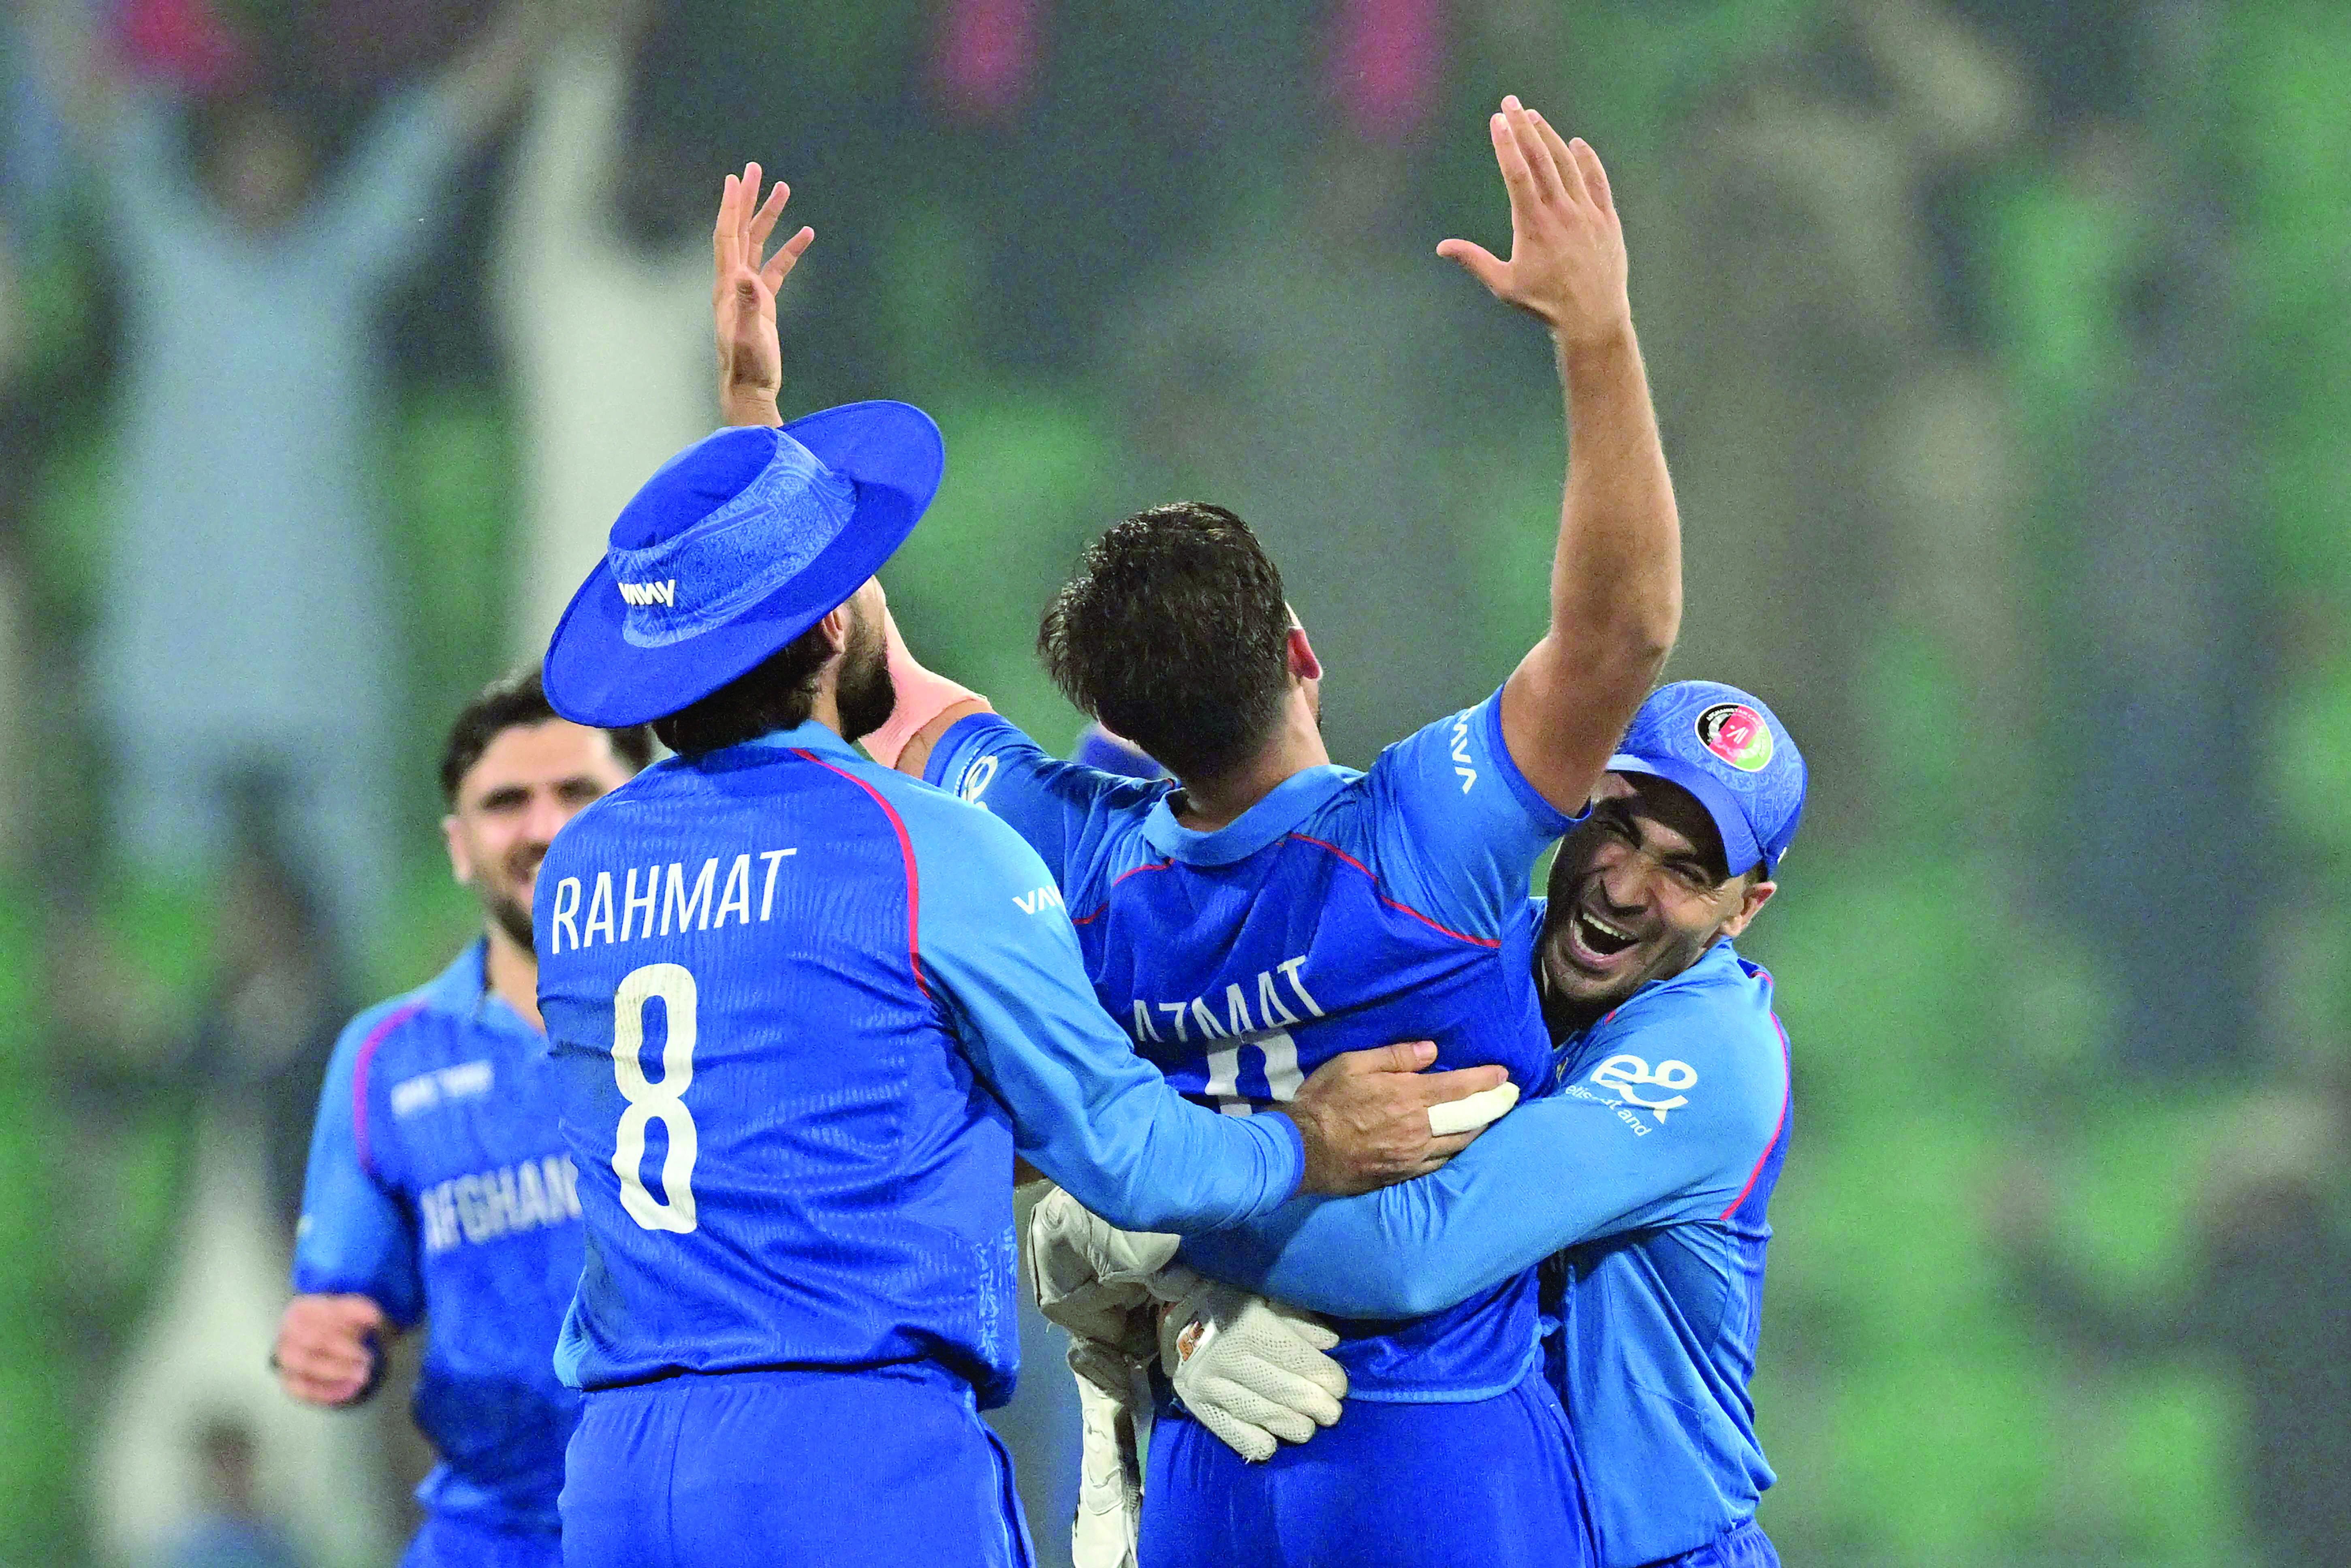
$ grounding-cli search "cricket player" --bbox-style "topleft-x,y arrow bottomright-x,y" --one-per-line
872,99 -> 1680,1568
529,170 -> 1499,1568
1047,681 -> 1804,1568
274,669 -> 652,1568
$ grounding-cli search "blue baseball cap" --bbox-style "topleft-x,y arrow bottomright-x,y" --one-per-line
1607,680 -> 1805,878
544,402 -> 944,728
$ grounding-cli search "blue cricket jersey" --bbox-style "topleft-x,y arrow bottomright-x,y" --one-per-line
926,689 -> 1575,1400
533,720 -> 1303,1404
1181,932 -> 1792,1566
292,942 -> 582,1534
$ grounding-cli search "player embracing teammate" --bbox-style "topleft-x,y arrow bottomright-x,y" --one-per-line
274,90 -> 1802,1568
868,96 -> 1685,1568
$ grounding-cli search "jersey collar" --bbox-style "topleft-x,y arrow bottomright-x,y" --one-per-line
1548,933 -> 1750,1051
421,938 -> 544,1046
1141,765 -> 1356,867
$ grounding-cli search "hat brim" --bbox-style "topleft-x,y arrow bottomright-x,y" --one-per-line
544,402 -> 944,728
1606,752 -> 1770,879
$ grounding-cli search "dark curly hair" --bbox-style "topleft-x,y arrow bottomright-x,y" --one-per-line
1039,503 -> 1295,781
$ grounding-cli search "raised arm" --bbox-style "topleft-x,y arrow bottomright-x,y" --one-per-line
703,166 -> 987,768
1441,98 -> 1681,815
438,0 -> 562,149
711,162 -> 812,429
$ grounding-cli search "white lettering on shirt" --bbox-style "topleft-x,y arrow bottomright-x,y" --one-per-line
395,1059 -> 495,1116
1136,955 -> 1322,1043
550,848 -> 798,952
421,1154 -> 582,1252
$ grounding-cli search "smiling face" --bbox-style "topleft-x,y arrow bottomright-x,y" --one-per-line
444,720 -> 637,955
1536,773 -> 1775,1034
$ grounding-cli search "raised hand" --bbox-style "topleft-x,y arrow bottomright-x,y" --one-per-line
712,162 -> 815,425
1437,97 -> 1630,350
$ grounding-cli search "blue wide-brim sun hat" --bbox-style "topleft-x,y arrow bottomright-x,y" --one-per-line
544,402 -> 945,728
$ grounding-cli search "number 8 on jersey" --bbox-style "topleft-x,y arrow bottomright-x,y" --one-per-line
612,963 -> 700,1233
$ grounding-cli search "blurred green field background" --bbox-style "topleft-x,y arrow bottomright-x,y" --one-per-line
4,0 -> 2347,1562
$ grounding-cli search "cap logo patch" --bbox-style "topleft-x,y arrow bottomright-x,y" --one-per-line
1696,703 -> 1772,772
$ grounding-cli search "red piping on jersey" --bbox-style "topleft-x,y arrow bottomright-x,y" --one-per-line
796,750 -> 929,998
1071,858 -> 1175,925
352,1001 -> 427,1178
1285,832 -> 1502,950
1718,1011 -> 1792,1222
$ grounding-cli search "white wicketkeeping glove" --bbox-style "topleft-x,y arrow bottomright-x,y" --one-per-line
1025,1189 -> 1181,1568
1149,1265 -> 1348,1463
1026,1187 -> 1181,1352
1066,1336 -> 1151,1568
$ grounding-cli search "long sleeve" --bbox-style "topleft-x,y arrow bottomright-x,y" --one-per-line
902,783 -> 1303,1232
1182,968 -> 1786,1317
290,1005 -> 424,1325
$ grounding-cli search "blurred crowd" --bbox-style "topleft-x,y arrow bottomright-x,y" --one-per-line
0,0 -> 2345,1565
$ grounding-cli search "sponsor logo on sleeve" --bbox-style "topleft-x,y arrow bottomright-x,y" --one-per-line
1014,884 -> 1066,915
1696,704 -> 1773,772
958,755 -> 999,805
1449,713 -> 1478,793
1565,1053 -> 1698,1134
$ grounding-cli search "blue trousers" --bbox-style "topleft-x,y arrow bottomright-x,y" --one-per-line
400,1512 -> 562,1568
560,1364 -> 1034,1568
1139,1369 -> 1596,1568
1646,1519 -> 1779,1568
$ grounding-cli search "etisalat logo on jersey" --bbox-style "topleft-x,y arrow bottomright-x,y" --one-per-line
1695,703 -> 1773,773
1561,1053 -> 1698,1136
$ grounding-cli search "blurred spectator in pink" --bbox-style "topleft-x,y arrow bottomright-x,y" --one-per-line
25,0 -> 548,960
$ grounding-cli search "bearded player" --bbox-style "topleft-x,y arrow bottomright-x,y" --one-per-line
275,670 -> 650,1568
1048,681 -> 1804,1568
865,99 -> 1681,1568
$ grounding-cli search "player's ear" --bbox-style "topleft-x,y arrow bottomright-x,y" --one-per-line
1287,626 -> 1322,681
442,814 -> 472,885
1718,878 -> 1775,940
816,601 -> 854,655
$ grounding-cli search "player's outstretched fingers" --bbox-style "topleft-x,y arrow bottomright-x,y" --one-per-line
1436,234 -> 1509,295
746,176 -> 789,252
1501,94 -> 1563,204
713,172 -> 737,258
1486,104 -> 1540,214
1524,110 -> 1585,207
1571,137 -> 1614,216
